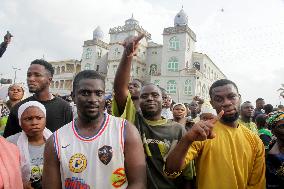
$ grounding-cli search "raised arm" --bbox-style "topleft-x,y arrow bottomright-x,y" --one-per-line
124,121 -> 146,189
165,111 -> 223,176
42,135 -> 62,189
113,34 -> 144,115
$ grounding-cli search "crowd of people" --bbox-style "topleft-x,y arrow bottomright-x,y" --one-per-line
0,34 -> 283,189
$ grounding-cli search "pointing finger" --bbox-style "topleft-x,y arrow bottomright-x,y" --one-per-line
209,110 -> 224,124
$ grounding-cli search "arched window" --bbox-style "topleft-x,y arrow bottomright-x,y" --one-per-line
97,49 -> 102,58
184,80 -> 192,95
56,67 -> 60,74
61,66 -> 65,73
193,62 -> 200,71
201,84 -> 206,98
85,63 -> 91,70
169,36 -> 180,50
86,48 -> 92,59
114,48 -> 120,57
167,57 -> 178,72
149,64 -> 157,76
167,80 -> 176,94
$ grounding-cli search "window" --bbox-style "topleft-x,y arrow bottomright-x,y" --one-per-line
201,84 -> 206,98
113,65 -> 117,74
136,67 -> 140,75
85,63 -> 91,70
193,62 -> 201,71
167,57 -> 178,72
86,48 -> 92,59
169,36 -> 180,50
154,80 -> 160,86
149,64 -> 157,76
61,66 -> 65,73
167,80 -> 176,94
56,67 -> 60,74
114,48 -> 120,57
97,49 -> 102,58
96,65 -> 99,71
184,80 -> 192,95
187,38 -> 190,52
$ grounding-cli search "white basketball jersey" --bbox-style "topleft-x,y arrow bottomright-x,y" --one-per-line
54,113 -> 128,189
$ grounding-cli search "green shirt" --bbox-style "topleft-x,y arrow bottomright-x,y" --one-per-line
238,119 -> 258,135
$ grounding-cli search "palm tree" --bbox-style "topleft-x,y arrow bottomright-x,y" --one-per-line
278,84 -> 284,98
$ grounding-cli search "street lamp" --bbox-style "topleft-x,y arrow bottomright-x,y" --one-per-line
12,67 -> 21,84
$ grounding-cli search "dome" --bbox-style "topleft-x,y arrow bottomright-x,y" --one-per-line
174,9 -> 188,27
125,14 -> 139,26
93,26 -> 104,40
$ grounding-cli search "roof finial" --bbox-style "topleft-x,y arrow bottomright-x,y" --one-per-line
131,13 -> 134,18
182,5 -> 183,9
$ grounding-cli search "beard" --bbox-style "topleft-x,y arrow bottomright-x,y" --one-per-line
141,105 -> 162,120
221,112 -> 240,123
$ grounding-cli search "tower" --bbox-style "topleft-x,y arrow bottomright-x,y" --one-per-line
105,15 -> 151,92
81,26 -> 109,74
162,8 -> 197,76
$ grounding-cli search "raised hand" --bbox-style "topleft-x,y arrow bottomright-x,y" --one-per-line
185,110 -> 224,142
118,33 -> 145,57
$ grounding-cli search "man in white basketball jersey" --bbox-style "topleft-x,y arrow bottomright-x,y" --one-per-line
42,70 -> 146,189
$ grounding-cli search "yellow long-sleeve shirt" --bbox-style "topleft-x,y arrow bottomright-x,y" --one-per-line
184,121 -> 266,189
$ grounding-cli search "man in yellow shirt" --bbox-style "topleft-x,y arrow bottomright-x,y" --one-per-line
165,79 -> 265,189
238,101 -> 258,134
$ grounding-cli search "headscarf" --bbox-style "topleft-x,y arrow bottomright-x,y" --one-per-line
17,101 -> 52,183
18,101 -> 46,125
266,111 -> 284,128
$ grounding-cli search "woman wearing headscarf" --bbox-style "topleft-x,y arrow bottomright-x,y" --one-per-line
266,111 -> 284,188
0,84 -> 24,135
6,101 -> 52,189
171,103 -> 196,189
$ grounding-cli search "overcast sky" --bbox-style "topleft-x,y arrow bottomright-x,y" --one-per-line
1,0 -> 284,106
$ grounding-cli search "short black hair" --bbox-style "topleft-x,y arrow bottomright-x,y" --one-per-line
255,114 -> 267,127
133,78 -> 144,86
264,104 -> 273,114
256,98 -> 264,102
241,101 -> 252,109
209,79 -> 239,98
30,59 -> 54,76
141,83 -> 162,95
73,70 -> 105,93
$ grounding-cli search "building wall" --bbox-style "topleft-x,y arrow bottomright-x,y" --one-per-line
49,59 -> 81,96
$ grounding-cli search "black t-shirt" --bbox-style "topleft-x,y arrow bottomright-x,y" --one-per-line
134,113 -> 186,189
3,96 -> 73,138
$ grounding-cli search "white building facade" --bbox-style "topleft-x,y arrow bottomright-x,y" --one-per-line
49,59 -> 81,96
56,9 -> 226,102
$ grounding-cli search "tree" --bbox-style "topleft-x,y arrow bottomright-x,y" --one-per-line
278,84 -> 284,98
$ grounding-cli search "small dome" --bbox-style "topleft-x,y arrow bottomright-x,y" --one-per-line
125,14 -> 139,26
93,26 -> 104,40
174,9 -> 188,27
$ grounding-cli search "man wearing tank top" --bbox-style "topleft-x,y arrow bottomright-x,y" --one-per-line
42,70 -> 146,189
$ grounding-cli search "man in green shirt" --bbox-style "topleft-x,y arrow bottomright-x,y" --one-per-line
239,101 -> 258,134
112,34 -> 194,189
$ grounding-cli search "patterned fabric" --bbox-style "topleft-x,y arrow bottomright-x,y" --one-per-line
238,119 -> 258,135
266,140 -> 284,188
266,111 -> 284,128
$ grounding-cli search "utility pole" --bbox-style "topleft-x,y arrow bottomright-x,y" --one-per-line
12,67 -> 21,84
